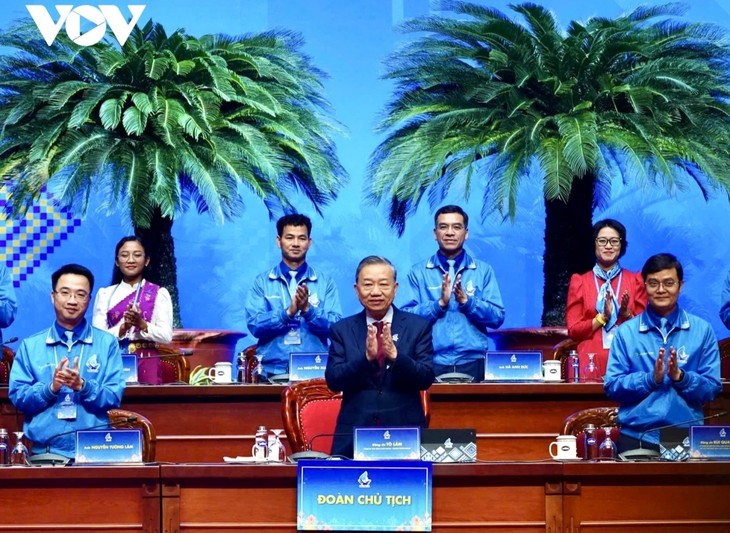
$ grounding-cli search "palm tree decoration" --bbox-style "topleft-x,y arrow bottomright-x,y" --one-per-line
368,2 -> 730,325
0,21 -> 346,325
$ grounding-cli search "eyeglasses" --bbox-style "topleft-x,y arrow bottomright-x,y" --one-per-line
645,279 -> 678,290
54,290 -> 90,302
595,237 -> 621,247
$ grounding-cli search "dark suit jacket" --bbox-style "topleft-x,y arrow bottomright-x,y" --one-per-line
325,306 -> 435,457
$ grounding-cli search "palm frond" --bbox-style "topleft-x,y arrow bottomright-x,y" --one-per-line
0,19 -> 346,225
367,1 -> 730,234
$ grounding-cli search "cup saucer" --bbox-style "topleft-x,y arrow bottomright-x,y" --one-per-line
552,456 -> 582,462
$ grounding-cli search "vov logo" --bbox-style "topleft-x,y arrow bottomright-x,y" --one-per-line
26,5 -> 146,46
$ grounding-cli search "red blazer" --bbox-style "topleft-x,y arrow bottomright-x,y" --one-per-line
565,268 -> 647,377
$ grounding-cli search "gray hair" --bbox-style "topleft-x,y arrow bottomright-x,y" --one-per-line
355,255 -> 397,282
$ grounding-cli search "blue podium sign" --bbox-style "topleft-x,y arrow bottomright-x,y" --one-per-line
484,351 -> 542,381
297,460 -> 432,531
75,429 -> 143,464
289,351 -> 328,381
353,427 -> 421,460
690,425 -> 730,459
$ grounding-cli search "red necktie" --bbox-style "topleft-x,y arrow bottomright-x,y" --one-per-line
374,321 -> 386,376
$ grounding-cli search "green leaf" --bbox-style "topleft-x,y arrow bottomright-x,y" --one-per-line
99,98 -> 123,130
122,106 -> 146,136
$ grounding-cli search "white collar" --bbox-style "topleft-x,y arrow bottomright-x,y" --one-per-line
366,306 -> 394,325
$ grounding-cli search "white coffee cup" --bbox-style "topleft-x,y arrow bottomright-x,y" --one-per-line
208,362 -> 232,384
542,360 -> 562,382
549,435 -> 578,460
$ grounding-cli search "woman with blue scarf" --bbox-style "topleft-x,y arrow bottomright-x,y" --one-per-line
566,219 -> 647,380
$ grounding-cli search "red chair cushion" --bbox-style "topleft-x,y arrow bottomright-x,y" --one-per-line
300,398 -> 342,453
159,360 -> 178,383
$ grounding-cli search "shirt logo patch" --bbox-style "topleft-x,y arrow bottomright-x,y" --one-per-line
464,280 -> 476,297
86,354 -> 100,373
309,293 -> 320,307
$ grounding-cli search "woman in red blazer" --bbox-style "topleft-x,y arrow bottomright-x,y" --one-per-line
566,219 -> 646,380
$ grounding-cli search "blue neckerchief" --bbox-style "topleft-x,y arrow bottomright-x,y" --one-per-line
593,263 -> 622,330
646,306 -> 680,335
54,319 -> 87,344
279,261 -> 307,284
437,250 -> 465,272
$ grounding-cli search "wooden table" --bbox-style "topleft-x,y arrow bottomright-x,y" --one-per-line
2,383 -> 729,463
0,464 -> 160,533
2,460 -> 729,532
159,461 -> 730,533
160,462 -> 563,533
562,461 -> 730,532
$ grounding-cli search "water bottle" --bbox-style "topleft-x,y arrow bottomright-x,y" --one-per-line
569,349 -> 580,383
236,351 -> 248,383
0,429 -> 9,465
584,424 -> 598,460
252,425 -> 268,461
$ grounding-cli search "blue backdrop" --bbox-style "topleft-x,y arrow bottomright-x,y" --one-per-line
2,0 -> 730,350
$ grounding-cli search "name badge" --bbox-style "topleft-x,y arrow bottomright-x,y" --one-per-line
284,323 -> 302,345
57,392 -> 78,420
602,327 -> 615,350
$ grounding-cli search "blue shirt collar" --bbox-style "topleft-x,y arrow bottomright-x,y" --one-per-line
436,250 -> 465,271
639,305 -> 689,332
270,262 -> 316,283
49,319 -> 92,345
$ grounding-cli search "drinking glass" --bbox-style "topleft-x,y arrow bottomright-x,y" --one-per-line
10,431 -> 28,466
598,427 -> 617,460
252,353 -> 266,384
268,429 -> 287,462
583,353 -> 602,383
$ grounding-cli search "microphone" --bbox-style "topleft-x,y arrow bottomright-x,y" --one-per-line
618,411 -> 727,462
288,432 -> 351,463
29,416 -> 138,466
125,351 -> 193,358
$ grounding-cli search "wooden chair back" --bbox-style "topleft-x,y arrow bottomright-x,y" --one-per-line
562,406 -> 619,458
0,345 -> 14,384
157,344 -> 191,383
281,378 -> 342,454
107,408 -> 157,463
552,338 -> 577,380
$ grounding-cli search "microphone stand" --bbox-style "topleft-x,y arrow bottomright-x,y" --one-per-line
29,416 -> 137,466
288,432 -> 352,462
618,411 -> 727,462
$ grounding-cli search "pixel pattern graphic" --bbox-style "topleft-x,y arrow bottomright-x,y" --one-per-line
0,187 -> 82,287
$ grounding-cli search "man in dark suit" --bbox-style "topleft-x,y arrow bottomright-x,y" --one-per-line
325,255 -> 435,457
